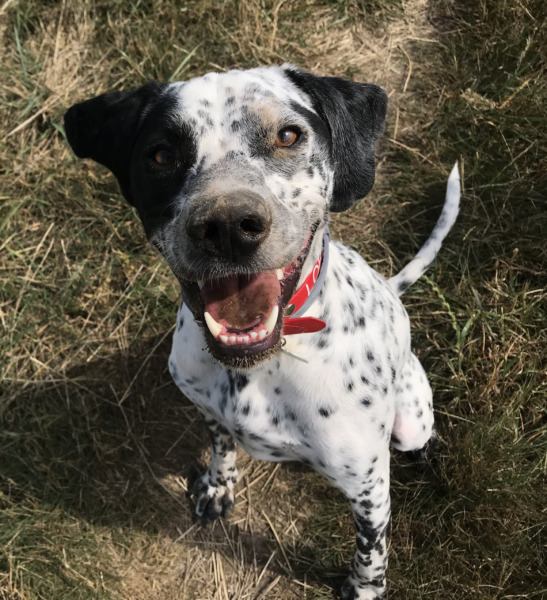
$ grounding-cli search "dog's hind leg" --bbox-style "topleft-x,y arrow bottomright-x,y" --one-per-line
391,353 -> 434,452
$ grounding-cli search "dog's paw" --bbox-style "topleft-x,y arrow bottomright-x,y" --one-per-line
190,472 -> 235,522
339,578 -> 386,600
404,428 -> 438,464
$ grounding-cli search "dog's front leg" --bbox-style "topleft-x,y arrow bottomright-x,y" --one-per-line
191,413 -> 238,522
339,472 -> 390,600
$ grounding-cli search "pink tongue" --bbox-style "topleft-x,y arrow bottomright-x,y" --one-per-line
201,271 -> 281,330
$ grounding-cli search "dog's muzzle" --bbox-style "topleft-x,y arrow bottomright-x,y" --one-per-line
186,190 -> 272,262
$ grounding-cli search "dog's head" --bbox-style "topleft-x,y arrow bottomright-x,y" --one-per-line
65,65 -> 387,368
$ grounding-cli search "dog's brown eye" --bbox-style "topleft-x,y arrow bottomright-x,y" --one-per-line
275,128 -> 299,147
154,148 -> 173,165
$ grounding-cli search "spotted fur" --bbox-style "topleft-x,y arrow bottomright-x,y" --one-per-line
65,65 -> 460,600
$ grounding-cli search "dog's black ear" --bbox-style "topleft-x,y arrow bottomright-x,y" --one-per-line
64,82 -> 167,202
284,67 -> 387,212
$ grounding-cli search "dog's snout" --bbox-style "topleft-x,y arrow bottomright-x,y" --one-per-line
187,191 -> 272,260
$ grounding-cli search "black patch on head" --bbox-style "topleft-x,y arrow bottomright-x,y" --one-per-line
319,407 -> 332,418
284,67 -> 387,212
65,82 -> 167,201
65,82 -> 198,239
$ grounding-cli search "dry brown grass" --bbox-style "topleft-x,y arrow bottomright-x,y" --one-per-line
1,0 -> 546,599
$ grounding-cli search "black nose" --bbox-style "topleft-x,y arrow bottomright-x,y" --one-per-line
186,191 -> 272,260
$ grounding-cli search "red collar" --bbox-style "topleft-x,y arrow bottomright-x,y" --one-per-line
283,233 -> 328,336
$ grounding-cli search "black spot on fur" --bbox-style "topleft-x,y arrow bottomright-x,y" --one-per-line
398,279 -> 411,293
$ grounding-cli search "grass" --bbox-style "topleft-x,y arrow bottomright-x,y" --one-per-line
1,0 -> 545,598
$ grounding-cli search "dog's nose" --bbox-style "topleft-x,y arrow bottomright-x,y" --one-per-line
186,191 -> 272,260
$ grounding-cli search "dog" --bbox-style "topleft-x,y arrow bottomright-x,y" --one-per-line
65,65 -> 460,600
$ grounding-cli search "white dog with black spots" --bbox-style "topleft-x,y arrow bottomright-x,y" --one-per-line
65,65 -> 460,600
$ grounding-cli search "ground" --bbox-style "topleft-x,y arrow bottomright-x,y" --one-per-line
0,0 -> 546,599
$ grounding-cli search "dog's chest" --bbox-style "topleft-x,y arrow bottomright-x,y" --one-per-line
169,331 -> 334,461
169,243 -> 412,463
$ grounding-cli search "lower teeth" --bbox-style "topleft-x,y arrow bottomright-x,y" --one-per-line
204,305 -> 279,346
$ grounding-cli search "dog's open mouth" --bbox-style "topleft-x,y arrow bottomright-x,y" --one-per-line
181,233 -> 314,366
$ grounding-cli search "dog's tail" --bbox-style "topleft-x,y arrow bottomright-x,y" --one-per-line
388,162 -> 460,296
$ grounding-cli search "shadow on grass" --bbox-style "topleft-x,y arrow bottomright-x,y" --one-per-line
0,333 -> 376,591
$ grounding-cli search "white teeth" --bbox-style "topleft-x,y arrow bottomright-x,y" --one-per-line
206,307 -> 279,346
276,269 -> 283,280
204,311 -> 223,338
264,305 -> 279,334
